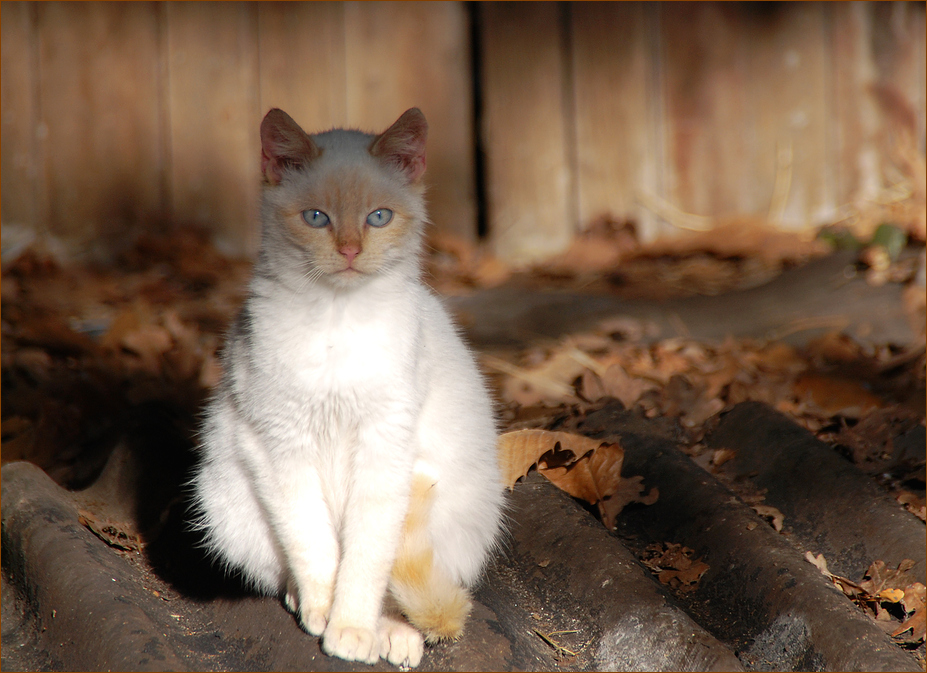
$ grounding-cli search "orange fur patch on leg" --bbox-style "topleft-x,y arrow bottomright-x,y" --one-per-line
390,470 -> 472,642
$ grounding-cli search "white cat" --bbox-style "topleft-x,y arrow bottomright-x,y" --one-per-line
190,107 -> 504,668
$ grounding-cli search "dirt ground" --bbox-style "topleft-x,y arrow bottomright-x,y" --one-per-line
2,222 -> 924,671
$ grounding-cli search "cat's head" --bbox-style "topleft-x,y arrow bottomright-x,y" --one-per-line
258,108 -> 429,289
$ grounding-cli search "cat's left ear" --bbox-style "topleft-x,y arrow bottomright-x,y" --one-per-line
370,108 -> 428,184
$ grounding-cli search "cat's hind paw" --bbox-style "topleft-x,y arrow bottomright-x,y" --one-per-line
321,624 -> 379,665
378,615 -> 424,668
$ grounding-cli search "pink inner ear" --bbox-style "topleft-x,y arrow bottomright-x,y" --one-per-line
370,108 -> 428,183
260,109 -> 319,185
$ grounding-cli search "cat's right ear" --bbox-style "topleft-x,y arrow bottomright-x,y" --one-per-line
260,109 -> 321,185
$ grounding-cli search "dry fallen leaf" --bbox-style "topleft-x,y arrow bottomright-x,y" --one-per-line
807,554 -> 925,644
642,542 -> 709,593
598,475 -> 659,530
497,430 -> 604,489
805,551 -> 831,576
77,509 -> 141,553
751,504 -> 785,532
892,582 -> 926,644
539,442 -> 625,506
858,559 -> 918,602
484,353 -> 580,406
599,363 -> 657,409
497,429 -> 657,529
711,448 -> 736,468
896,491 -> 926,521
879,588 -> 906,603
793,373 -> 884,418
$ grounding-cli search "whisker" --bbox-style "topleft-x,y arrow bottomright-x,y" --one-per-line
289,262 -> 323,306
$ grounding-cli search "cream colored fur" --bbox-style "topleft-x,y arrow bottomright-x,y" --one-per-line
190,108 -> 504,668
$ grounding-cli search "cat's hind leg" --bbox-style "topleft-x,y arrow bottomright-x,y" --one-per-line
196,403 -> 340,637
192,447 -> 284,595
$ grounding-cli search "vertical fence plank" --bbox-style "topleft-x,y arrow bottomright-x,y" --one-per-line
833,2 -> 926,235
868,2 -> 926,146
166,2 -> 260,255
257,1 -> 347,133
659,2 -> 753,220
344,1 -> 476,241
2,3 -> 923,263
570,2 -> 659,239
35,1 -> 162,253
1,1 -> 40,234
832,3 -> 874,210
741,3 -> 832,228
869,1 -> 925,238
479,1 -> 572,264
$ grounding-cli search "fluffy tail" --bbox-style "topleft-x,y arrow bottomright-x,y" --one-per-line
389,468 -> 472,643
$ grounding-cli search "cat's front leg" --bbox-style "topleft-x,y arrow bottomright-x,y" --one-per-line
378,613 -> 424,668
232,424 -> 340,637
276,464 -> 340,637
321,431 -> 416,665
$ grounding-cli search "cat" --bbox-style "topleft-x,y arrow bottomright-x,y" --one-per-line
190,107 -> 505,668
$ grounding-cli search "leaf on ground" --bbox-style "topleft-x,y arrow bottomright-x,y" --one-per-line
497,429 -> 656,529
642,542 -> 709,593
896,491 -> 926,521
859,559 -> 917,596
793,373 -> 883,418
598,475 -> 659,530
892,582 -> 926,643
751,504 -> 785,532
808,554 -> 925,643
805,331 -> 868,364
805,551 -> 832,576
805,551 -> 867,598
711,448 -> 736,468
879,588 -> 906,603
484,352 -> 582,406
77,509 -> 141,553
497,429 -> 604,489
599,363 -> 657,409
540,442 -> 624,508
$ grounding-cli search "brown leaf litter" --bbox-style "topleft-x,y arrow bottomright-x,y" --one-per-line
497,429 -> 657,530
641,542 -> 710,593
77,510 -> 142,553
806,553 -> 926,646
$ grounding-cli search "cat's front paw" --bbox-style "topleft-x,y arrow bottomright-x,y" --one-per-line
321,624 -> 379,665
378,615 -> 424,668
286,578 -> 330,636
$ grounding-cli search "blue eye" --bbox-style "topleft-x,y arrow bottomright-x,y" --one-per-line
366,209 -> 393,227
302,210 -> 330,228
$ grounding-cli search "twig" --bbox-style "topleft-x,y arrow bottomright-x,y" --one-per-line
533,629 -> 580,658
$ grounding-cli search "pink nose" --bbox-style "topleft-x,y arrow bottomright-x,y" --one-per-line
339,244 -> 360,265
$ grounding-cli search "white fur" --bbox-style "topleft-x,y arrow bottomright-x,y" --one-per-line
190,122 -> 504,667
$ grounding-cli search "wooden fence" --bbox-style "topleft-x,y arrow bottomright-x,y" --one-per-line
2,1 -> 924,264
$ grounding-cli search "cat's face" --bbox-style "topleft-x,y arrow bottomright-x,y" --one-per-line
259,109 -> 428,289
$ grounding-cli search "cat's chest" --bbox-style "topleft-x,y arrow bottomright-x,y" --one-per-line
254,292 -> 417,393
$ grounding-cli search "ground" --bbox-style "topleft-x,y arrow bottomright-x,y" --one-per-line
1,223 -> 924,671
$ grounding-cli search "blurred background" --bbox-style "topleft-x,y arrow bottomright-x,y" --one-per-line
2,1 -> 924,265
2,6 -> 926,668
